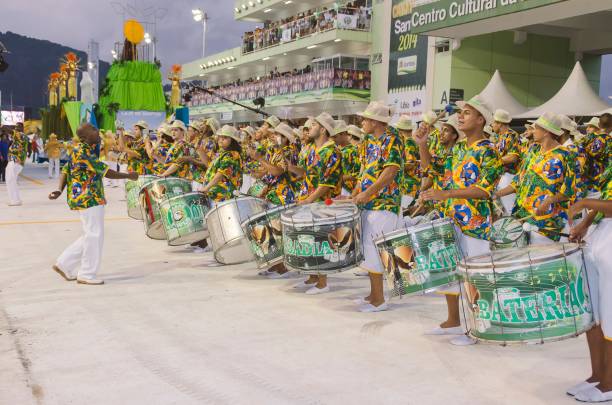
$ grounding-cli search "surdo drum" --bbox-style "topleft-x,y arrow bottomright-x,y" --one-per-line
139,177 -> 192,240
490,216 -> 528,250
281,202 -> 363,275
459,243 -> 594,344
125,175 -> 157,220
242,204 -> 295,269
374,218 -> 461,297
159,192 -> 212,246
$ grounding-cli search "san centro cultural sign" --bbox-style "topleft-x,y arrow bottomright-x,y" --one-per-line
394,0 -> 567,34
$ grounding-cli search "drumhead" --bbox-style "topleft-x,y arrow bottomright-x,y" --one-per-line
281,202 -> 359,227
241,203 -> 295,227
406,217 -> 455,234
204,196 -> 265,221
457,243 -> 582,273
490,216 -> 524,244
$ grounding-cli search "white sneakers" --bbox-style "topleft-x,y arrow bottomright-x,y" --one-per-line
8,201 -> 23,206
305,285 -> 330,295
567,381 -> 599,397
575,386 -> 612,402
52,265 -> 76,281
267,271 -> 290,279
424,326 -> 464,336
450,335 -> 477,346
359,302 -> 389,313
77,278 -> 105,285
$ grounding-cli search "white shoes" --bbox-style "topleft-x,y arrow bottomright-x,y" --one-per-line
77,278 -> 105,285
359,302 -> 389,313
575,386 -> 612,402
305,285 -> 330,295
293,280 -> 316,289
8,201 -> 22,206
52,265 -> 76,281
450,335 -> 477,346
567,381 -> 599,397
424,326 -> 464,336
267,271 -> 290,279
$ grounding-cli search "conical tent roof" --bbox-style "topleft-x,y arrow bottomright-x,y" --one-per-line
517,62 -> 610,118
479,70 -> 527,117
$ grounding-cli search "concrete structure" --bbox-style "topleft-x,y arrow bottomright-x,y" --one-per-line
0,163 -> 597,405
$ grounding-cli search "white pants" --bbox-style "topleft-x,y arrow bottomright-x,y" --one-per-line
584,218 -> 612,339
401,195 -> 414,209
361,209 -> 400,274
48,158 -> 60,178
6,161 -> 23,204
497,172 -> 516,215
241,175 -> 255,195
56,205 -> 105,280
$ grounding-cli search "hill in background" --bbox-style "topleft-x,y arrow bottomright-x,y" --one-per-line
0,31 -> 110,119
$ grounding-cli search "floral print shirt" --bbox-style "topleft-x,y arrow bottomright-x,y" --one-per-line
401,136 -> 420,198
496,128 -> 521,174
8,132 -> 29,164
62,141 -> 109,210
204,149 -> 242,202
264,143 -> 298,206
581,132 -> 609,192
340,144 -> 360,192
297,140 -> 341,202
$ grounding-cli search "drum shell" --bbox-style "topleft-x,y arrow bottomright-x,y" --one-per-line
206,197 -> 268,265
242,204 -> 295,269
281,204 -> 363,275
139,177 -> 193,240
458,244 -> 594,344
125,175 -> 158,220
374,218 -> 460,297
160,192 -> 212,246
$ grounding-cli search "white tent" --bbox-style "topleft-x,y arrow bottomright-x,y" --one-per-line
517,62 -> 610,118
478,70 -> 527,117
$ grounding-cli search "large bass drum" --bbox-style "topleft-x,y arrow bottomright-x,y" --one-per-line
459,243 -> 594,344
159,192 -> 212,246
139,177 -> 192,240
205,197 -> 268,265
125,175 -> 157,220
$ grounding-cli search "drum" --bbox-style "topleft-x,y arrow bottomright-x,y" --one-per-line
139,177 -> 192,240
125,175 -> 157,220
242,204 -> 295,269
374,218 -> 461,297
205,197 -> 268,264
490,216 -> 528,250
281,202 -> 363,275
247,181 -> 267,198
159,192 -> 212,246
459,243 -> 593,344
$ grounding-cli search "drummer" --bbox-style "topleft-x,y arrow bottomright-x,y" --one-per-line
200,125 -> 243,202
347,124 -> 364,148
134,120 -> 153,174
581,116 -> 609,195
394,115 -> 419,209
567,169 -> 612,402
491,109 -> 521,214
159,121 -> 191,178
331,120 -> 360,197
149,124 -> 174,176
352,101 -> 403,312
295,112 -> 342,294
416,95 -> 503,344
119,128 -> 148,175
495,112 -> 575,243
559,115 -> 588,201
287,117 -> 315,186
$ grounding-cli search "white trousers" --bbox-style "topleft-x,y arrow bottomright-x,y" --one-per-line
584,218 -> 612,339
497,172 -> 516,215
56,205 -> 105,280
241,174 -> 255,195
48,158 -> 60,178
6,161 -> 23,204
361,209 -> 400,274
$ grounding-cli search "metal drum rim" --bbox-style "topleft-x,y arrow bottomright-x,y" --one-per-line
204,196 -> 266,221
159,191 -> 210,208
280,203 -> 360,227
241,203 -> 296,229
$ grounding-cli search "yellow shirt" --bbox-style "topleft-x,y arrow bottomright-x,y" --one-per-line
45,139 -> 63,159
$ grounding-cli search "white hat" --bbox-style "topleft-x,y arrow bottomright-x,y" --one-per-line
293,128 -> 302,138
242,125 -> 255,138
265,115 -> 281,128
484,125 -> 496,138
157,124 -> 172,137
134,120 -> 149,130
303,117 -> 315,129
314,112 -> 336,136
206,117 -> 221,133
273,123 -> 296,143
440,113 -> 465,140
347,124 -> 364,140
559,115 -> 581,137
585,117 -> 600,128
493,109 -> 512,124
356,100 -> 394,124
216,125 -> 241,142
456,94 -> 493,125
533,112 -> 564,136
394,114 -> 414,131
170,120 -> 187,132
333,119 -> 348,135
421,111 -> 437,125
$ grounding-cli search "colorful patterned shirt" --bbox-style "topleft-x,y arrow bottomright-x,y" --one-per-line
62,141 -> 109,210
298,140 -> 341,202
204,150 -> 242,202
401,137 -> 420,198
126,139 -> 149,175
264,143 -> 298,206
8,132 -> 28,164
340,144 -> 360,192
443,139 -> 503,240
356,127 -> 403,214
164,140 -> 190,178
512,145 -> 575,241
152,140 -> 172,175
496,128 -> 521,174
582,132 -> 609,192
564,141 -> 588,200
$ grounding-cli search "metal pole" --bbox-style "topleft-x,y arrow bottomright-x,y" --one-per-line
202,18 -> 207,58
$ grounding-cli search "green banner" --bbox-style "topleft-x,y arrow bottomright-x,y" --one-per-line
62,101 -> 82,137
394,0 -> 567,34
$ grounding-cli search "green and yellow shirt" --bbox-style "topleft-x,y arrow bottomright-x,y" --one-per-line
8,132 -> 29,164
357,127 -> 403,214
496,128 -> 521,174
62,141 -> 109,210
204,149 -> 242,202
297,140 -> 341,202
512,145 -> 575,241
264,144 -> 298,206
401,137 -> 420,198
340,144 -> 360,192
582,132 -> 609,192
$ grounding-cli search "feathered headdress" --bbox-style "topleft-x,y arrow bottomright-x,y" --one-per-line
171,64 -> 182,74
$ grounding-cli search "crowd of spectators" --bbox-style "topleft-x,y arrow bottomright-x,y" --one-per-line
242,1 -> 371,54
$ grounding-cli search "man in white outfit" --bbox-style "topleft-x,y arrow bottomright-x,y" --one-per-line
6,123 -> 28,206
49,124 -> 137,285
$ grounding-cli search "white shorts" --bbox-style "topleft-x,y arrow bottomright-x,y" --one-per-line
360,209 -> 400,275
584,218 -> 612,339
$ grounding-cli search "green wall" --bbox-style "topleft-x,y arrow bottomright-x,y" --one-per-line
450,31 -> 601,108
